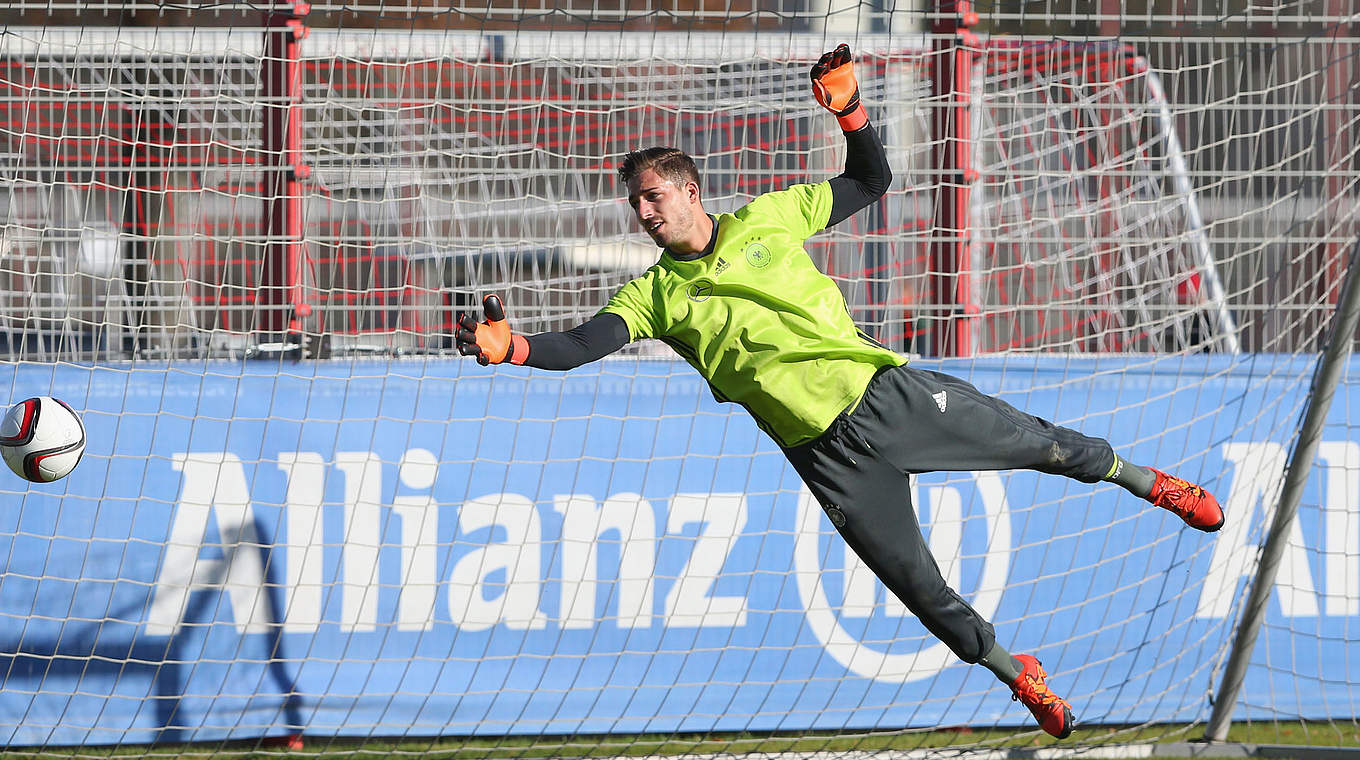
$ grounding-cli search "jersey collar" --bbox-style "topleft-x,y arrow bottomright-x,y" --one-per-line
665,215 -> 719,262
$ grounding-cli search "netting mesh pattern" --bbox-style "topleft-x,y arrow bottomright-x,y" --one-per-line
2,27 -> 1350,360
0,12 -> 1356,759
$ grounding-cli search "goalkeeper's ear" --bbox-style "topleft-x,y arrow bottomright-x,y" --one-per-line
810,43 -> 868,132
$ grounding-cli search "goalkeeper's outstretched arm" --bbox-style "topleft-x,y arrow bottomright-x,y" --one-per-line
456,296 -> 628,370
519,314 -> 629,370
812,43 -> 892,228
827,126 -> 890,227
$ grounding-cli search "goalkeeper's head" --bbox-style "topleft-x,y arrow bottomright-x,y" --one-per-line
619,147 -> 699,189
619,147 -> 711,254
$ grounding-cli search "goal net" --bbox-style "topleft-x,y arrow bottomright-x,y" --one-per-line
0,28 -> 1244,360
0,8 -> 1356,756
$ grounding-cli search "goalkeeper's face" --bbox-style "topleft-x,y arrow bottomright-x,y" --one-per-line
626,168 -> 703,252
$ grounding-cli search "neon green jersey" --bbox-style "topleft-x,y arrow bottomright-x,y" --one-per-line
600,181 -> 907,447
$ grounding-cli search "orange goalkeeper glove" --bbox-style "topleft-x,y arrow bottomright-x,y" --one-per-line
810,43 -> 868,132
456,294 -> 529,366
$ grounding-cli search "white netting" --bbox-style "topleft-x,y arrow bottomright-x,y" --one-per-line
0,28 -> 1265,360
0,10 -> 1356,759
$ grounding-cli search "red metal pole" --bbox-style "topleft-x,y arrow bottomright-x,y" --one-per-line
261,2 -> 311,340
121,94 -> 152,355
929,0 -> 978,357
1100,0 -> 1120,37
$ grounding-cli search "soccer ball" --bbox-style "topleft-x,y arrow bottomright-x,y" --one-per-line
0,397 -> 86,483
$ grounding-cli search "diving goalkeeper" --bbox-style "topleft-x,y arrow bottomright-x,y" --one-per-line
456,44 -> 1224,740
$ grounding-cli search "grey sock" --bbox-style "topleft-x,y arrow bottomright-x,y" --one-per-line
1104,454 -> 1157,499
979,641 -> 1023,684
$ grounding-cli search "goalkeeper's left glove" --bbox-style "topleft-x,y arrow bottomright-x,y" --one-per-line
810,43 -> 868,132
456,294 -> 529,366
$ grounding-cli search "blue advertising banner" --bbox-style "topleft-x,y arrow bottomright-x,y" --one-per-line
0,355 -> 1350,744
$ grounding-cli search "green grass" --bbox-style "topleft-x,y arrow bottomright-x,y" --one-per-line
2,721 -> 1358,760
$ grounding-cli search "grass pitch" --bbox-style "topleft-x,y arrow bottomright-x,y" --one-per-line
2,721 -> 1359,760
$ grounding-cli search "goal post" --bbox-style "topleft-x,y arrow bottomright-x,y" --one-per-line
0,8 -> 1355,757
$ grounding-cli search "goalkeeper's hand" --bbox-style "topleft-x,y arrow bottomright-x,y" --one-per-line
810,43 -> 868,132
456,294 -> 529,366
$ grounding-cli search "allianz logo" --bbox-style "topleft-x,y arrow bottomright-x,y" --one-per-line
1198,441 -> 1360,620
146,451 -> 751,637
145,443 -> 1360,654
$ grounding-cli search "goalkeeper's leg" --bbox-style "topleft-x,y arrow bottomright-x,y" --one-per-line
785,439 -> 997,662
783,435 -> 1075,739
856,366 -> 1222,531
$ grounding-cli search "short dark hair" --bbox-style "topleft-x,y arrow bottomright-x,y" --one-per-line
618,147 -> 700,190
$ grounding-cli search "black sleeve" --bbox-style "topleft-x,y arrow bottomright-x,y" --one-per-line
826,125 -> 892,227
522,312 -> 631,370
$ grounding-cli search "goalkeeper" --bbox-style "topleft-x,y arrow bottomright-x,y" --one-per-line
457,44 -> 1224,740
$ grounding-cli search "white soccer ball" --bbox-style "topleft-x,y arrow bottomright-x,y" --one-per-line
0,396 -> 87,483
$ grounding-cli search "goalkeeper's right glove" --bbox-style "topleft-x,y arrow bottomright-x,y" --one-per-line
456,294 -> 529,366
810,43 -> 868,132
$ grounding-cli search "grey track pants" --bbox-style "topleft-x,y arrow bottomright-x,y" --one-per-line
781,364 -> 1116,663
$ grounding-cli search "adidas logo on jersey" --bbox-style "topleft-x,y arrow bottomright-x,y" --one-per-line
932,391 -> 948,413
715,256 -> 730,274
